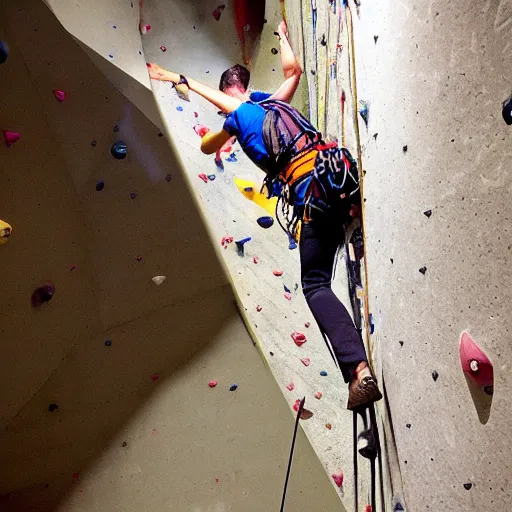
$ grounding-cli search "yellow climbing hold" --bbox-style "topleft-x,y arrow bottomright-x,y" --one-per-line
0,219 -> 12,245
234,177 -> 277,217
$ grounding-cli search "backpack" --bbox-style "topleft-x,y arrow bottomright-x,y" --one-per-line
258,99 -> 322,177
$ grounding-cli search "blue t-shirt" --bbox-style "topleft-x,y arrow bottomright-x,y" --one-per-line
223,91 -> 272,171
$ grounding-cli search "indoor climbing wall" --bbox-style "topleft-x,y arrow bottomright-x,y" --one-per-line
349,1 -> 512,511
0,0 -> 342,510
141,0 -> 373,509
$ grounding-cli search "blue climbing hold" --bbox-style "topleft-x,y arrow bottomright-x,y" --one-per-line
226,152 -> 237,163
235,237 -> 252,256
503,96 -> 512,125
244,187 -> 253,193
176,106 -> 183,112
96,180 -> 105,191
111,141 -> 127,160
369,313 -> 375,334
229,384 -> 238,391
320,371 -> 328,377
0,41 -> 9,64
394,503 -> 404,512
257,216 -> 274,229
358,100 -> 369,128
288,234 -> 297,250
105,340 -> 112,346
208,174 -> 216,181
284,284 -> 291,293
214,156 -> 224,171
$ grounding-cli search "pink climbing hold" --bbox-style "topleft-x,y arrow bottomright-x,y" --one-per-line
291,331 -> 307,347
293,399 -> 313,419
53,90 -> 66,102
194,112 -> 199,118
193,124 -> 211,137
212,4 -> 226,21
314,391 -> 323,399
460,331 -> 494,391
273,269 -> 284,276
256,305 -> 262,312
140,23 -> 151,34
253,256 -> 259,264
300,357 -> 310,367
3,131 -> 20,147
159,45 -> 167,52
284,292 -> 292,300
331,471 -> 344,488
208,380 -> 218,388
286,382 -> 295,391
221,235 -> 234,248
198,173 -> 208,183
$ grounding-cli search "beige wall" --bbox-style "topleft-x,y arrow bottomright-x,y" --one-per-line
353,1 -> 512,509
0,1 -> 342,510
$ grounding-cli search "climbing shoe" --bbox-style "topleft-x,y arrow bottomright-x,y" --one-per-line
347,362 -> 383,410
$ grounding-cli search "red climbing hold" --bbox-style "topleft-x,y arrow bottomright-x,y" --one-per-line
293,399 -> 313,419
326,423 -> 332,430
256,305 -> 262,312
159,45 -> 167,52
53,90 -> 67,102
208,380 -> 218,388
253,256 -> 259,264
273,269 -> 284,276
198,173 -> 208,183
291,331 -> 307,346
72,472 -> 80,481
221,235 -> 234,248
212,5 -> 226,21
193,124 -> 210,137
460,331 -> 493,391
140,23 -> 151,34
151,373 -> 159,381
304,321 -> 311,328
300,357 -> 310,367
365,506 -> 372,512
69,264 -> 76,271
136,255 -> 142,261
286,382 -> 295,391
3,131 -> 20,147
331,471 -> 344,488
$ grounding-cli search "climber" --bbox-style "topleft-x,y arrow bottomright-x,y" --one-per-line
147,21 -> 382,410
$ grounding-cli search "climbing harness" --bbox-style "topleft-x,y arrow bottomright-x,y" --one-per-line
255,99 -> 360,243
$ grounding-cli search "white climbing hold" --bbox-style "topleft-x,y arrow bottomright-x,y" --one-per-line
151,275 -> 166,285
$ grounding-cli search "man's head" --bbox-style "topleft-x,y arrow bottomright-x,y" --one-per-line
219,64 -> 250,99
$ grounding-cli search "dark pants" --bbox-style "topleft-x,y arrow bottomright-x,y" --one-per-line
299,216 -> 368,383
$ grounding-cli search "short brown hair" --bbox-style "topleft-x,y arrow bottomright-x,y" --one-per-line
219,64 -> 250,92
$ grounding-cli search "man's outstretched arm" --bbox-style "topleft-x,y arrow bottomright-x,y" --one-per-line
147,63 -> 241,113
270,21 -> 303,103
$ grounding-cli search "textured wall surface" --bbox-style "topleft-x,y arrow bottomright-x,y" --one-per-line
0,1 -> 342,510
353,1 -> 512,510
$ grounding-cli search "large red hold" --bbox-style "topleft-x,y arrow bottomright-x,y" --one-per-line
234,0 -> 266,65
459,331 -> 493,393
